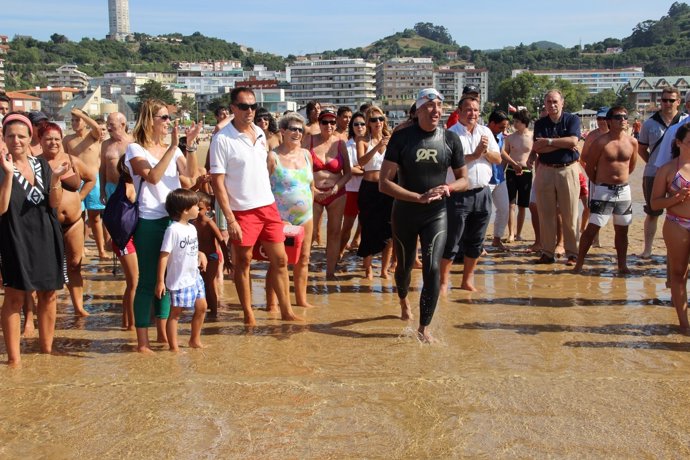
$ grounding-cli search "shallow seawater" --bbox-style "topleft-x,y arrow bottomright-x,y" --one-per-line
2,175 -> 690,458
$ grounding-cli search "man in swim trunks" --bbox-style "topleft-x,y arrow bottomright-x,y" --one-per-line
573,106 -> 637,274
100,112 -> 132,203
210,86 -> 302,326
64,108 -> 107,258
380,88 -> 468,343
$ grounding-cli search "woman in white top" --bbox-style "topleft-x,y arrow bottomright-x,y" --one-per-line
356,106 -> 394,280
339,112 -> 366,258
125,98 -> 201,354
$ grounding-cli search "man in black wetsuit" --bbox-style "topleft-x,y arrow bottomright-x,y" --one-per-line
379,88 -> 468,343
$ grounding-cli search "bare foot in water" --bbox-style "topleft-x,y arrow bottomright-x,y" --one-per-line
380,271 -> 390,280
265,304 -> 280,314
188,340 -> 206,349
137,346 -> 155,354
399,298 -> 413,321
281,312 -> 304,322
296,301 -> 316,309
22,322 -> 36,338
364,267 -> 373,280
417,326 -> 437,344
74,307 -> 90,317
460,283 -> 478,292
618,266 -> 631,275
679,325 -> 690,336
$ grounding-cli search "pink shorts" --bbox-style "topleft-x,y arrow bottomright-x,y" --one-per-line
232,203 -> 285,247
579,172 -> 589,199
344,191 -> 359,217
112,237 -> 136,258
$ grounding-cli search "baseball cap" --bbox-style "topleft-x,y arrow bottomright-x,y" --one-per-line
596,107 -> 609,118
462,85 -> 479,95
415,88 -> 444,109
28,111 -> 48,125
318,107 -> 337,120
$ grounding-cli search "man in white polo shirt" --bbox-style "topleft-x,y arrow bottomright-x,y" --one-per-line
210,87 -> 302,326
439,95 -> 502,293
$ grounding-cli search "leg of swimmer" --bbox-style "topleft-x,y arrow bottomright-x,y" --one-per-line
392,210 -> 417,321
417,215 -> 447,342
120,252 -> 137,330
22,291 -> 36,337
325,196 -> 345,278
166,306 -> 182,351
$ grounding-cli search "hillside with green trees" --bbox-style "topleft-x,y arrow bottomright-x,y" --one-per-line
4,2 -> 690,111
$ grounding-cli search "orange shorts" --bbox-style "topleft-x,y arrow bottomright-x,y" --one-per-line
232,203 -> 284,247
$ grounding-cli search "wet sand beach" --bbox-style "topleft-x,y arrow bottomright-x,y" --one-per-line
2,165 -> 690,458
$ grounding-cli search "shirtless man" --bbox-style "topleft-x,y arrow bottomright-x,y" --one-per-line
335,106 -> 352,141
504,109 -> 534,243
573,106 -> 637,274
39,122 -> 95,316
63,108 -> 107,258
96,118 -> 108,142
99,112 -> 132,203
212,105 -> 231,135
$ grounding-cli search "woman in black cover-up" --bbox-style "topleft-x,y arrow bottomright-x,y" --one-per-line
0,112 -> 68,366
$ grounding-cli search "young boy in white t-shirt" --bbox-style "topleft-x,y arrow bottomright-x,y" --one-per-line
155,188 -> 208,351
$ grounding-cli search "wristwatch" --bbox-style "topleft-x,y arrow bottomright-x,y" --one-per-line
548,138 -> 553,146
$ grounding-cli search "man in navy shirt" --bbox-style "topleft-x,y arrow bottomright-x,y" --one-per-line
532,90 -> 582,265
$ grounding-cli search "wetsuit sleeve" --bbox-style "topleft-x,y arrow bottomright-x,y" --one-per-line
446,131 -> 465,169
384,130 -> 404,164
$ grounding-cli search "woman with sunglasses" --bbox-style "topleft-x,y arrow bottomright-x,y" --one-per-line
254,107 -> 281,151
125,99 -> 201,353
357,107 -> 394,279
304,107 -> 351,279
267,112 -> 315,308
339,112 -> 366,258
0,113 -> 70,366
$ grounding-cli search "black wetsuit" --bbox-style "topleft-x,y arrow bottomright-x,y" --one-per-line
384,123 -> 465,326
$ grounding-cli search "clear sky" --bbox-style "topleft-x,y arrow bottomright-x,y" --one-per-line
2,1 -> 680,56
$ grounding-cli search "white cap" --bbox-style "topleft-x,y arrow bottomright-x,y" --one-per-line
416,88 -> 444,109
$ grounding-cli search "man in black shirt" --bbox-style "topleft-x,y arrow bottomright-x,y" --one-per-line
380,88 -> 468,343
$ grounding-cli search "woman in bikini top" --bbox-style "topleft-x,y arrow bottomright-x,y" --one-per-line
304,107 -> 351,279
650,123 -> 690,335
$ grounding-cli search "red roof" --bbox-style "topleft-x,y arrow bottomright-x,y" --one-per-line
5,91 -> 41,101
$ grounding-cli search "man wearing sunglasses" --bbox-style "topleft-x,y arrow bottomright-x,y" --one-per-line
638,86 -> 686,258
380,88 -> 468,343
573,106 -> 637,274
210,87 -> 303,326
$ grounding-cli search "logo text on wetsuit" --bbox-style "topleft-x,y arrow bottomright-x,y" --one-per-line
415,148 -> 438,163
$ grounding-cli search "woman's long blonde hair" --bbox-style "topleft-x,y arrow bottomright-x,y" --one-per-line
132,99 -> 168,148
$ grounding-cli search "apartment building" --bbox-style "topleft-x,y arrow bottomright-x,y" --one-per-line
435,66 -> 489,106
13,87 -> 80,119
286,58 -> 376,109
46,65 -> 90,91
89,71 -> 177,99
624,75 -> 690,115
512,67 -> 644,94
376,57 -> 435,104
0,35 -> 8,92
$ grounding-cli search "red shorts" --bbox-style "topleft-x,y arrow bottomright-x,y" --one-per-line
578,172 -> 588,199
112,236 -> 136,258
232,203 -> 284,247
344,191 -> 359,217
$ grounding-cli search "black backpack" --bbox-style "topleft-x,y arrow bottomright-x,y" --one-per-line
103,178 -> 143,248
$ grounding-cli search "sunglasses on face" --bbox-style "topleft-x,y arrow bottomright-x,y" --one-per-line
154,115 -> 172,121
610,114 -> 628,121
286,126 -> 304,133
235,102 -> 258,111
352,122 -> 366,127
661,98 -> 678,103
320,119 -> 337,126
255,115 -> 270,122
369,116 -> 386,123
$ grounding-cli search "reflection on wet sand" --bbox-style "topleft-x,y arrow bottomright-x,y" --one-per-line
2,169 -> 690,457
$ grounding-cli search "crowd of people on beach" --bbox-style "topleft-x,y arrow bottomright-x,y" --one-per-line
1,82 -> 689,366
